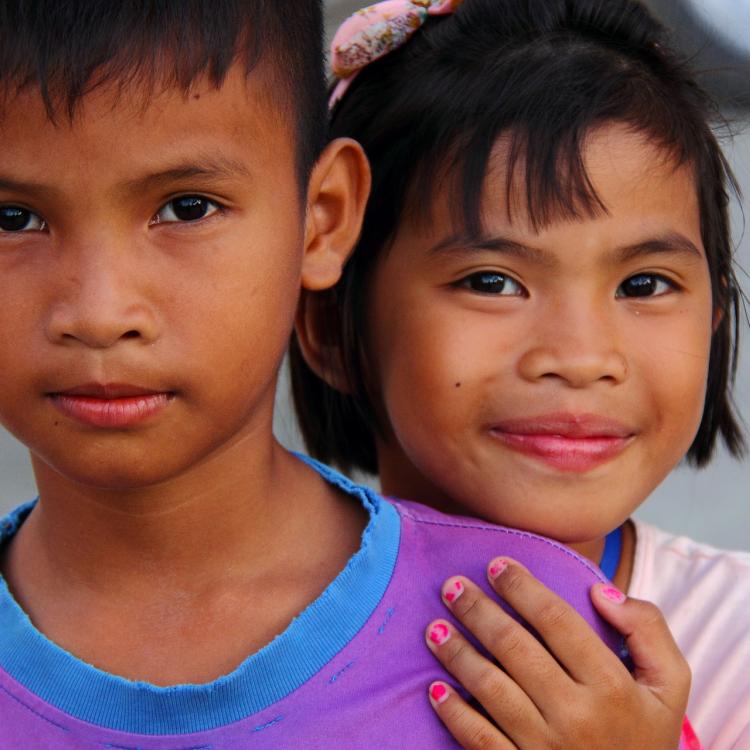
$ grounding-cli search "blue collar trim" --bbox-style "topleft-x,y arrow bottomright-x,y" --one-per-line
599,526 -> 623,581
0,456 -> 401,734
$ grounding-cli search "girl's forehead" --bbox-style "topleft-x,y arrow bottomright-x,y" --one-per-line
482,124 -> 696,225
396,124 -> 704,266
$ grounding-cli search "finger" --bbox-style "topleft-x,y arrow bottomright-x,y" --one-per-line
486,559 -> 622,683
591,584 -> 691,712
439,576 -> 572,706
428,680 -> 518,750
425,618 -> 545,744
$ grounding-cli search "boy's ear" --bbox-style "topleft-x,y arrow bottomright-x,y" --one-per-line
301,137 -> 371,291
295,289 -> 352,394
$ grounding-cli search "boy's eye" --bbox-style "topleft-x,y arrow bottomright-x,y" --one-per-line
459,272 -> 525,296
0,206 -> 46,233
617,273 -> 675,299
152,196 -> 221,224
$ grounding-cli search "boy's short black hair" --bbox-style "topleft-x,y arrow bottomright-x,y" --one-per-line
0,0 -> 327,184
290,0 -> 746,474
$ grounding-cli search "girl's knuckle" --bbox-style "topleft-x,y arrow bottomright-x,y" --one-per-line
536,600 -> 571,630
455,592 -> 483,622
488,624 -> 525,659
475,667 -> 506,705
440,697 -> 466,725
497,568 -> 524,596
464,725 -> 500,750
442,639 -> 471,671
638,600 -> 667,629
591,666 -> 629,699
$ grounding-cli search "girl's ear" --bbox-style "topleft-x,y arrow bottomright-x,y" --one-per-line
713,306 -> 724,332
295,289 -> 353,394
301,137 -> 370,291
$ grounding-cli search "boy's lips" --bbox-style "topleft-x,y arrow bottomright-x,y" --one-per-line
488,413 -> 635,472
48,383 -> 174,428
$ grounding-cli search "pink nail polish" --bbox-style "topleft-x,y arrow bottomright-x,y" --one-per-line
600,585 -> 626,604
430,682 -> 449,705
443,579 -> 464,603
488,559 -> 508,579
428,622 -> 451,646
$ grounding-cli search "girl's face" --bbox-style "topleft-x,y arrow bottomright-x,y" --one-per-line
367,124 -> 714,554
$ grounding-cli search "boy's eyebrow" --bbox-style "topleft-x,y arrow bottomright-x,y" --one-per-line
121,156 -> 252,193
0,177 -> 61,200
0,157 -> 252,200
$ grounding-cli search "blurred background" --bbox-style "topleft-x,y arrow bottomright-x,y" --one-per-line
1,0 -> 748,549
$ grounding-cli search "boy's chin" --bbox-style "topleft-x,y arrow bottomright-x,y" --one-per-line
28,444 -> 212,493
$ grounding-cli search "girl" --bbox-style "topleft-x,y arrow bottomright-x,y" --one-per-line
291,0 -> 750,747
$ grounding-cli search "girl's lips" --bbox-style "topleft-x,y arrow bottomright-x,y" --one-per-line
488,414 -> 635,472
49,387 -> 173,428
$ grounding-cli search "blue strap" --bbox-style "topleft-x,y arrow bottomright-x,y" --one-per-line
599,526 -> 623,581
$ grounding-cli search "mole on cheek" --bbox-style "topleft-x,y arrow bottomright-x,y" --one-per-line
455,382 -> 462,388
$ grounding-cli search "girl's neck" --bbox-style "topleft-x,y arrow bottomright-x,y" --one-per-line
566,521 -> 636,592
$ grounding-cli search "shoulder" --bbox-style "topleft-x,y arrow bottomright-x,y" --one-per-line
0,500 -> 36,544
388,498 -> 625,653
391,497 -> 603,570
630,520 -> 750,612
631,521 -> 750,750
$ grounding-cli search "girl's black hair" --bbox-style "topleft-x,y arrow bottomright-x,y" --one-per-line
0,0 -> 327,185
291,0 -> 745,473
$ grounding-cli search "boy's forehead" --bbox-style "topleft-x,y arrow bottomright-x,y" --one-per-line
0,62 -> 293,188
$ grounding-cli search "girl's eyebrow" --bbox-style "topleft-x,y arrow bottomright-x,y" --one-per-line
428,235 -> 556,269
614,233 -> 704,262
429,231 -> 704,266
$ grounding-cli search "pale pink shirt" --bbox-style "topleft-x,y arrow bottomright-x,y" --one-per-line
631,521 -> 750,749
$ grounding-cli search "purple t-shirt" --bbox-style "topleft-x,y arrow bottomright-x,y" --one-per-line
0,458 -> 621,748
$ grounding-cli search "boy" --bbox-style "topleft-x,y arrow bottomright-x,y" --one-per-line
0,1 -> 685,747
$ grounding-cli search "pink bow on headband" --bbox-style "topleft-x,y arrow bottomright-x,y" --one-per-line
329,0 -> 463,107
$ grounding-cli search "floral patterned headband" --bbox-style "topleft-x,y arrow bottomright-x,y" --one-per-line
329,0 -> 464,108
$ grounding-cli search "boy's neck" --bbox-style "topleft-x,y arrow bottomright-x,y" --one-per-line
0,437 -> 367,684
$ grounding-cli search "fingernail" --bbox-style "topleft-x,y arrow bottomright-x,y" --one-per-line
488,558 -> 509,580
442,578 -> 464,604
600,585 -> 626,604
428,621 -> 451,646
429,681 -> 450,706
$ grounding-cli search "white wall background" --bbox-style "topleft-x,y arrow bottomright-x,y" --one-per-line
0,1 -> 747,551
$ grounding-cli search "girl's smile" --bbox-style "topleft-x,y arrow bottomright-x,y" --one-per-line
368,124 -> 714,556
487,412 -> 636,473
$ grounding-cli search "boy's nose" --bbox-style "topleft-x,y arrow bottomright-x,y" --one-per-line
517,305 -> 628,388
45,255 -> 159,349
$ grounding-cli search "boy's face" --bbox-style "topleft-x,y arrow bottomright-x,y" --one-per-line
0,66 -> 311,488
368,124 -> 714,548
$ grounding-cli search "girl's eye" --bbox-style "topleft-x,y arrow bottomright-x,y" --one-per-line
0,206 -> 46,233
152,196 -> 221,224
617,273 -> 676,299
459,271 -> 525,296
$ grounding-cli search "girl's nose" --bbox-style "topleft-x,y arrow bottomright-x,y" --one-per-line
44,251 -> 159,349
517,306 -> 628,388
